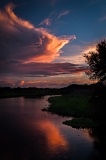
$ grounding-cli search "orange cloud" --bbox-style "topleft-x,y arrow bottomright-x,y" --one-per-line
0,4 -> 76,63
28,34 -> 75,63
15,80 -> 25,87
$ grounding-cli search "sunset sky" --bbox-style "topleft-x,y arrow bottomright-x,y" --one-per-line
0,0 -> 106,88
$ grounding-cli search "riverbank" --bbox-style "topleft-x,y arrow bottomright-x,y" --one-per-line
43,88 -> 105,128
46,94 -> 96,128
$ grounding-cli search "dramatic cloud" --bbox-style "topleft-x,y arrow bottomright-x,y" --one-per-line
0,3 -> 92,88
0,3 -> 76,63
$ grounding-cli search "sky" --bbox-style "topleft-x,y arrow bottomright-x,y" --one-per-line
0,0 -> 106,88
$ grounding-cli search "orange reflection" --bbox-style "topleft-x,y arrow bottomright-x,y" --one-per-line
38,120 -> 68,152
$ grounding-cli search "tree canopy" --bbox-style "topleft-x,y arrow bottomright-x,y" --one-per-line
84,39 -> 106,84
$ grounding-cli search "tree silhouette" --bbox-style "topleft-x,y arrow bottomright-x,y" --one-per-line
84,39 -> 106,84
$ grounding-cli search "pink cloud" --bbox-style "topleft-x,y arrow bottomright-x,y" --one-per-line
0,72 -> 92,88
0,78 -> 15,87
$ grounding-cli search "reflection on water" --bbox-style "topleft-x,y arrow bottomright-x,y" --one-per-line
38,120 -> 68,152
0,96 -> 101,160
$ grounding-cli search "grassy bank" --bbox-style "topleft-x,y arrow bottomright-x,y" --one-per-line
63,118 -> 98,128
44,94 -> 99,128
47,95 -> 90,117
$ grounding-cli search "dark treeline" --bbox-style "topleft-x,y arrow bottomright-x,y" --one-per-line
0,83 -> 102,98
0,86 -> 60,98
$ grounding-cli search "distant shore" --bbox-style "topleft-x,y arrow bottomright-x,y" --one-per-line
0,83 -> 95,98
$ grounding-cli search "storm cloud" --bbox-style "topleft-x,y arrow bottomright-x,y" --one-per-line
0,3 -> 76,63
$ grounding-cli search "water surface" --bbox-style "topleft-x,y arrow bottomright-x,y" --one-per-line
0,96 -> 98,160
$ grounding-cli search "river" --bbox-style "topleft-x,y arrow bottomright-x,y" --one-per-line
0,96 -> 102,160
